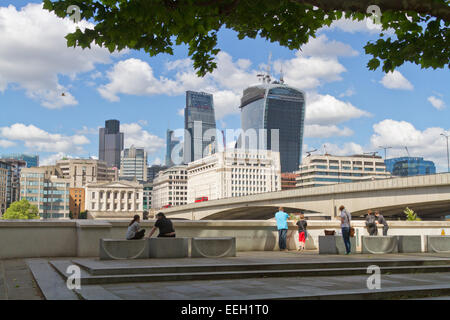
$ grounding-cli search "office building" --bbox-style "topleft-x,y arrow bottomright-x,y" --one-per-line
85,181 -> 143,219
0,159 -> 27,209
239,81 -> 305,173
184,91 -> 217,164
152,165 -> 188,209
165,129 -> 181,167
385,157 -> 436,177
143,183 -> 153,211
99,120 -> 124,169
69,188 -> 85,219
119,146 -> 148,182
296,154 -> 391,188
281,172 -> 299,190
57,158 -> 117,187
187,150 -> 281,203
1,154 -> 39,168
20,166 -> 70,219
147,165 -> 168,183
0,160 -> 10,215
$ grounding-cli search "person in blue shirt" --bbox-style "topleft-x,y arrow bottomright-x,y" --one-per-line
275,207 -> 289,251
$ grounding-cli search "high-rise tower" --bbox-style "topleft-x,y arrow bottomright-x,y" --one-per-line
239,81 -> 305,173
99,120 -> 124,169
183,91 -> 217,164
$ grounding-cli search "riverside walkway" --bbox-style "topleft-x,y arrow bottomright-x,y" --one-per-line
12,250 -> 450,300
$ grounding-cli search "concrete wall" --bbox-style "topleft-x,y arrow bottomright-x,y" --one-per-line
1,220 -> 450,259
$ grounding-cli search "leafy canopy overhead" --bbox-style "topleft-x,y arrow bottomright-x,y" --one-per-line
43,0 -> 450,76
2,199 -> 39,220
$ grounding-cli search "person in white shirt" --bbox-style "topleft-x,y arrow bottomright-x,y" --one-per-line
126,215 -> 145,240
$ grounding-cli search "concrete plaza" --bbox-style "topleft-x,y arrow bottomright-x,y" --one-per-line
6,251 -> 450,300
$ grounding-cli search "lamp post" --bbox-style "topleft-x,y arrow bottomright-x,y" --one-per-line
441,133 -> 450,173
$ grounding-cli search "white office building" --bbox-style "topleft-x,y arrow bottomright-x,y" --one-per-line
85,181 -> 144,220
296,154 -> 391,188
151,165 -> 188,209
119,146 -> 148,182
187,150 -> 281,203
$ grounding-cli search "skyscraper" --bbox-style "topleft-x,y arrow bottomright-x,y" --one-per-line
99,120 -> 124,169
165,129 -> 181,167
239,82 -> 306,173
119,146 -> 148,182
184,91 -> 217,164
385,157 -> 436,176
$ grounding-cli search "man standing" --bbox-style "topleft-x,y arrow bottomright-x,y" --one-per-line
339,205 -> 352,255
375,211 -> 389,236
365,210 -> 378,236
275,207 -> 289,251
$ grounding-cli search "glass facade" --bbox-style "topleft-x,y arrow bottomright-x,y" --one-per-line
184,91 -> 217,163
99,120 -> 124,169
1,154 -> 39,168
120,146 -> 147,182
385,157 -> 436,176
165,129 -> 180,167
239,84 -> 305,173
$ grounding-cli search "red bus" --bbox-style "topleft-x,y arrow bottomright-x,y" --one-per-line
162,204 -> 172,208
195,197 -> 208,203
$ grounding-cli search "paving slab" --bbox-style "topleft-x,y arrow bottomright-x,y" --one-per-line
26,259 -> 78,300
0,260 -> 43,300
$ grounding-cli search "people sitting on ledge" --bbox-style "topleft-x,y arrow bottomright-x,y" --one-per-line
126,215 -> 146,240
148,212 -> 176,238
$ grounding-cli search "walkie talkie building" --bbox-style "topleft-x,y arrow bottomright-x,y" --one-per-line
239,83 -> 306,173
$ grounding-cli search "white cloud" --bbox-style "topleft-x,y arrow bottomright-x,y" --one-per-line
339,87 -> 356,98
428,96 -> 446,110
370,119 -> 450,171
305,93 -> 371,125
325,17 -> 382,34
304,125 -> 353,138
0,140 -> 16,148
40,152 -> 71,166
121,123 -> 165,155
0,4 -> 117,108
0,123 -> 89,153
98,36 -> 360,119
323,142 -> 365,156
380,71 -> 414,90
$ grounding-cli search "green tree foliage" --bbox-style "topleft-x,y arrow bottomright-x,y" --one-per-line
43,0 -> 449,76
404,207 -> 422,221
2,200 -> 39,220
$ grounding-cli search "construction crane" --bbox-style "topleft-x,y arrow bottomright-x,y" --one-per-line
378,146 -> 392,160
404,146 -> 410,157
305,149 -> 318,157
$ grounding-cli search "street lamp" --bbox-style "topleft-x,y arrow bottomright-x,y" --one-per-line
441,133 -> 450,173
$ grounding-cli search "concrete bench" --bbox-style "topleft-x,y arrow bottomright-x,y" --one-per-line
397,236 -> 422,253
319,235 -> 356,255
427,236 -> 450,253
147,238 -> 189,258
99,239 -> 148,260
362,236 -> 398,254
191,237 -> 236,258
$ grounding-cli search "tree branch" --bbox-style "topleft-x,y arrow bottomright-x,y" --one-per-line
291,0 -> 450,21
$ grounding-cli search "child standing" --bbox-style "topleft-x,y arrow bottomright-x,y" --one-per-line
296,213 -> 307,251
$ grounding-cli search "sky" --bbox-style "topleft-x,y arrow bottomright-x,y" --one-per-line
0,2 -> 449,171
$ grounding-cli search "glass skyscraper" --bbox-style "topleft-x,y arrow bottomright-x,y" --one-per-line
239,83 -> 305,173
119,146 -> 148,182
385,157 -> 436,176
165,129 -> 181,167
184,91 -> 217,164
1,154 -> 39,168
99,120 -> 124,169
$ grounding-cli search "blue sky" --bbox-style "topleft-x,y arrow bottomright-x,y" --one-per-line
0,1 -> 449,171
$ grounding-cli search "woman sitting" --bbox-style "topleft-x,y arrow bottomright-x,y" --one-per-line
148,212 -> 176,238
126,215 -> 146,240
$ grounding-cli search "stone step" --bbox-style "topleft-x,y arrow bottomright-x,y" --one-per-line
26,259 -> 79,300
49,261 -> 450,285
73,258 -> 450,276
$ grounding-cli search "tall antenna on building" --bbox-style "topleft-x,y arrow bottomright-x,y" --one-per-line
378,146 -> 392,160
265,52 -> 272,84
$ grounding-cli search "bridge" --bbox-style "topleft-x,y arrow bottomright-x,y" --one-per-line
161,173 -> 450,220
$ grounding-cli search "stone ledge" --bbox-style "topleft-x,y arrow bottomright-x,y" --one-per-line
362,236 -> 398,254
191,237 -> 236,258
